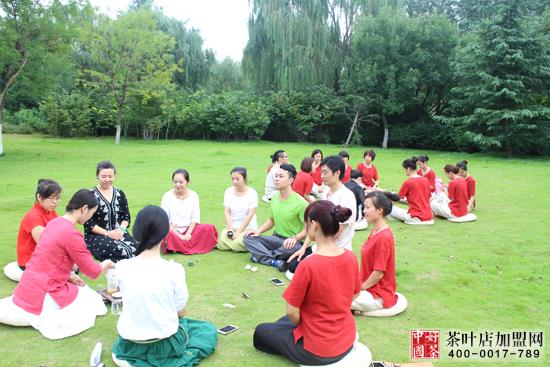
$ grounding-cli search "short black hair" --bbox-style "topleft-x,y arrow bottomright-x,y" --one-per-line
363,149 -> 376,160
35,179 -> 62,201
279,163 -> 297,180
338,150 -> 350,159
96,161 -> 116,176
271,149 -> 286,163
321,155 -> 345,180
311,149 -> 323,159
66,189 -> 99,212
350,169 -> 362,180
300,157 -> 314,173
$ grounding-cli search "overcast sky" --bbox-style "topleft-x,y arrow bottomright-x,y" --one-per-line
88,0 -> 250,61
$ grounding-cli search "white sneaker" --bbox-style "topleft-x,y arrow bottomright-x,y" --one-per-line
90,342 -> 102,367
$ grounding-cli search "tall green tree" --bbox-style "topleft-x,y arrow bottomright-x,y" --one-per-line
0,0 -> 76,155
439,0 -> 550,157
79,9 -> 175,144
243,0 -> 339,92
345,8 -> 457,148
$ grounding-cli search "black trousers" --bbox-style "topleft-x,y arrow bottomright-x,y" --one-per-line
253,316 -> 351,366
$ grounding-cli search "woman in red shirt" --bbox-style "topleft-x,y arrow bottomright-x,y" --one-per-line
310,149 -> 324,193
352,191 -> 398,313
417,155 -> 436,193
16,179 -> 62,270
430,164 -> 469,218
338,150 -> 353,183
356,149 -> 379,189
10,189 -> 114,339
292,157 -> 316,202
390,157 -> 433,223
457,160 -> 476,211
253,201 -> 361,365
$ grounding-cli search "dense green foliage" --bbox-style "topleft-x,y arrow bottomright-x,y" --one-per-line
1,0 -> 549,156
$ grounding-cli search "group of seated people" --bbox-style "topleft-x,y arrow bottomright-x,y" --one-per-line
0,151 -> 477,366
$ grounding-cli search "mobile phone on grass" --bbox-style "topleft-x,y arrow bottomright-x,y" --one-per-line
269,278 -> 284,286
217,325 -> 239,335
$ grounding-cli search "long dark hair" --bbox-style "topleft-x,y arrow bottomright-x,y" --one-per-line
133,206 -> 170,255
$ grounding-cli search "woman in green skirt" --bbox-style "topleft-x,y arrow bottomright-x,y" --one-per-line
111,205 -> 217,367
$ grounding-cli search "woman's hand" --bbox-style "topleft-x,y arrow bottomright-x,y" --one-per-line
68,273 -> 85,287
287,246 -> 306,263
100,259 -> 115,273
106,229 -> 124,241
182,232 -> 192,241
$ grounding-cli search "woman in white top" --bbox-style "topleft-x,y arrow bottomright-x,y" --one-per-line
161,169 -> 218,254
263,149 -> 289,202
112,205 -> 217,367
217,167 -> 258,252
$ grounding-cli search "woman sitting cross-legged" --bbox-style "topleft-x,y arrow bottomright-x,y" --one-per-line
161,169 -> 218,254
352,191 -> 399,313
389,157 -> 433,224
84,161 -> 137,262
217,167 -> 258,252
10,189 -> 114,339
430,164 -> 469,219
253,200 -> 361,365
111,206 -> 217,367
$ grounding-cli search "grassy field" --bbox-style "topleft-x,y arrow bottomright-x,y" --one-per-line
0,134 -> 548,367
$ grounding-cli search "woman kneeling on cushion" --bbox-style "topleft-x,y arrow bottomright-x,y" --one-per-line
11,189 -> 114,339
112,205 -> 217,366
253,201 -> 361,365
352,191 -> 398,313
16,179 -> 62,271
161,169 -> 218,254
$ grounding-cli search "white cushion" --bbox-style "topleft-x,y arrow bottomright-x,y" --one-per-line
404,219 -> 434,225
0,296 -> 31,327
112,353 -> 133,367
3,262 -> 23,282
360,293 -> 408,317
448,213 -> 477,223
285,270 -> 294,281
354,218 -> 368,231
300,341 -> 371,367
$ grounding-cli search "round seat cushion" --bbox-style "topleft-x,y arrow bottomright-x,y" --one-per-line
0,296 -> 31,327
447,213 -> 477,223
300,341 -> 372,367
360,293 -> 408,317
3,262 -> 23,282
285,270 -> 294,281
404,219 -> 434,225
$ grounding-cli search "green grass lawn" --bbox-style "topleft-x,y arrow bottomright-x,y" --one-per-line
0,134 -> 548,367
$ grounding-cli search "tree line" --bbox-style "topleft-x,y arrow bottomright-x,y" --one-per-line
1,0 -> 549,157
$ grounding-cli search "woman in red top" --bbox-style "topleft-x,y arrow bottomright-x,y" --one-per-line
417,155 -> 436,193
292,157 -> 316,203
253,201 -> 361,365
352,191 -> 398,313
10,189 -> 114,339
356,149 -> 379,189
430,164 -> 469,218
16,179 -> 61,270
390,157 -> 433,223
457,160 -> 476,211
338,150 -> 353,183
310,149 -> 323,190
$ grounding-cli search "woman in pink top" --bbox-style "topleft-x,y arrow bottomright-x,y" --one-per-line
11,189 -> 114,339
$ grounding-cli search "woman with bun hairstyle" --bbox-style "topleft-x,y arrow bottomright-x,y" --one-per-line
389,157 -> 433,223
253,200 -> 361,365
430,164 -> 469,218
112,206 -> 217,367
217,167 -> 258,252
161,169 -> 218,254
263,149 -> 289,202
417,155 -> 436,192
84,161 -> 137,262
16,179 -> 62,270
10,189 -> 114,339
457,160 -> 476,211
352,191 -> 398,313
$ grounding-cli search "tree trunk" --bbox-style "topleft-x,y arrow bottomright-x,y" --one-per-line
115,98 -> 125,145
381,113 -> 389,149
344,110 -> 360,148
0,54 -> 29,156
